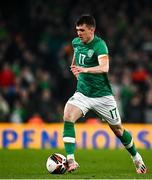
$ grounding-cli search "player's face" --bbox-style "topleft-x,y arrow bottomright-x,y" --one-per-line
76,24 -> 95,44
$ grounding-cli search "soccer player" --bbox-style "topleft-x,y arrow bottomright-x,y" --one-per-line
63,14 -> 147,173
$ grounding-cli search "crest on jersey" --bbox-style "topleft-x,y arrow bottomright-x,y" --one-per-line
88,49 -> 94,57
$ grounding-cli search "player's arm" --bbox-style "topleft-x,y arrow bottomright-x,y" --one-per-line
70,55 -> 79,78
71,55 -> 76,66
72,54 -> 109,74
86,54 -> 109,73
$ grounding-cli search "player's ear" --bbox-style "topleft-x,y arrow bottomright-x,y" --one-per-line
90,27 -> 95,32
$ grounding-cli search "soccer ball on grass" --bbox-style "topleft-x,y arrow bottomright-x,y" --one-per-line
46,153 -> 67,174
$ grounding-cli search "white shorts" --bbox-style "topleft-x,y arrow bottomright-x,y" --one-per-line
67,92 -> 121,125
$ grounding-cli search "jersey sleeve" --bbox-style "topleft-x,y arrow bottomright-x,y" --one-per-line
72,38 -> 79,47
71,39 -> 75,47
95,40 -> 109,56
72,38 -> 78,57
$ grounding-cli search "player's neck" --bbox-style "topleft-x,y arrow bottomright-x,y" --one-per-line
86,34 -> 94,44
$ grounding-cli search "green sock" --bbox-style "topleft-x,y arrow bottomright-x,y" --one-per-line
64,143 -> 75,155
63,121 -> 75,155
118,129 -> 137,156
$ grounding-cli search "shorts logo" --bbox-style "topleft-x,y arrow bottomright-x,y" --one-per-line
88,49 -> 94,57
69,97 -> 74,101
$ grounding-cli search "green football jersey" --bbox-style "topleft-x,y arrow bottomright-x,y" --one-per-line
72,35 -> 113,97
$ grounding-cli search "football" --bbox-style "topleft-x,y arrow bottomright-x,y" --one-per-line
46,153 -> 67,174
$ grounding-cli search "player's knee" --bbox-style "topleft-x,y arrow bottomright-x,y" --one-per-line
63,112 -> 75,122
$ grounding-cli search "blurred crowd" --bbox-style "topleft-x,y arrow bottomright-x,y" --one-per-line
0,0 -> 151,123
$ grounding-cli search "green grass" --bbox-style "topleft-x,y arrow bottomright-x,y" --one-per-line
0,149 -> 151,179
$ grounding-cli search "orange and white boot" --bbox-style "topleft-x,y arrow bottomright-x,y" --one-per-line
67,159 -> 79,172
132,153 -> 147,174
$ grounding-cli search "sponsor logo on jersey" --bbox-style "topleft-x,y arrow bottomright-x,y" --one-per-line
88,49 -> 94,57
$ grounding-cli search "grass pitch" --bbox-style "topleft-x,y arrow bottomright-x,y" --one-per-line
0,149 -> 151,179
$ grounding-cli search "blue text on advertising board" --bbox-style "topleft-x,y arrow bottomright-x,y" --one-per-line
0,123 -> 151,149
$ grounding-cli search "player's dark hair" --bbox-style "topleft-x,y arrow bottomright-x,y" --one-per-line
75,14 -> 96,28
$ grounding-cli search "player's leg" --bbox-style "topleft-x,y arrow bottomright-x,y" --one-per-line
109,124 -> 137,156
109,124 -> 147,174
63,92 -> 90,172
63,103 -> 82,172
93,95 -> 147,174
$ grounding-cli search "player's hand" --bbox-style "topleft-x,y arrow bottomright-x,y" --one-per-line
70,65 -> 79,78
76,66 -> 88,73
70,65 -> 88,76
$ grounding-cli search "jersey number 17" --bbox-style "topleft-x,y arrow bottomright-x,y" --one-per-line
79,53 -> 86,65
